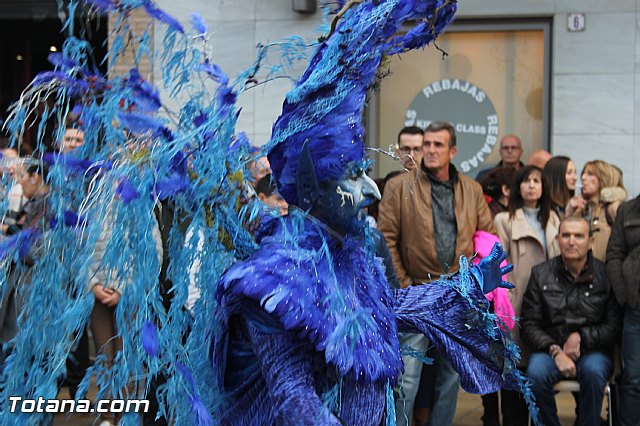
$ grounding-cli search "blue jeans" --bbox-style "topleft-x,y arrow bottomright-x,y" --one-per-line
396,334 -> 429,426
620,306 -> 640,426
527,351 -> 612,426
396,334 -> 459,426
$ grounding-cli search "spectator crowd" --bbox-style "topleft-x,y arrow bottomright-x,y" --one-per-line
1,118 -> 639,426
375,124 -> 637,426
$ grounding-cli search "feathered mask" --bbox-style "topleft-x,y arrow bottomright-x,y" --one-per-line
266,0 -> 457,206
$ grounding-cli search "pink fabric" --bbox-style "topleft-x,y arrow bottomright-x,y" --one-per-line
472,230 -> 516,330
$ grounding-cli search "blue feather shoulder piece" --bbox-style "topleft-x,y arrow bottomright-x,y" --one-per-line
215,210 -> 403,383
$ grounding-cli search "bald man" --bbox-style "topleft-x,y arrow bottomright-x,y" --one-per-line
475,135 -> 524,182
526,149 -> 552,169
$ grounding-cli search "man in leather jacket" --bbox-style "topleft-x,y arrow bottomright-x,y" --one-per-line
379,121 -> 496,426
521,216 -> 622,426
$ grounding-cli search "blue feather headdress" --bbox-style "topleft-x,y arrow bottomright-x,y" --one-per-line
266,0 -> 457,205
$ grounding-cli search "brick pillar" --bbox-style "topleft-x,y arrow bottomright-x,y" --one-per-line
108,9 -> 153,79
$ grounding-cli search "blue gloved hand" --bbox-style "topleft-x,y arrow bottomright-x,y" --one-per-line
471,242 -> 514,294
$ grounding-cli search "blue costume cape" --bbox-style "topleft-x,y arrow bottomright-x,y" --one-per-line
213,211 -> 520,425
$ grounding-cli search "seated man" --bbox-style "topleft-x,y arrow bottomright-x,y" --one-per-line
521,216 -> 622,426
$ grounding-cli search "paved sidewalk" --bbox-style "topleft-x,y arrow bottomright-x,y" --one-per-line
52,385 -> 582,426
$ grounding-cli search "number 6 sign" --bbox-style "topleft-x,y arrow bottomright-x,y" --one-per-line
567,13 -> 586,32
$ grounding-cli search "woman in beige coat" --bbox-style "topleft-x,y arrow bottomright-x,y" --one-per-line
495,166 -> 561,323
494,165 -> 561,424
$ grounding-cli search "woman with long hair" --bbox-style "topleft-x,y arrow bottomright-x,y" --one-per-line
494,165 -> 561,425
566,159 -> 627,261
543,156 -> 577,219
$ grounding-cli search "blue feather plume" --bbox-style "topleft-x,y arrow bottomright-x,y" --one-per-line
143,1 -> 184,34
155,173 -> 190,200
142,321 -> 160,358
47,53 -> 79,71
16,228 -> 41,261
191,397 -> 214,426
190,13 -> 208,35
0,233 -> 24,260
84,0 -> 114,12
71,103 -> 82,116
63,210 -> 86,228
115,179 -> 141,204
194,61 -> 229,85
266,0 -> 458,205
43,153 -> 112,175
176,362 -> 214,425
117,111 -> 166,135
127,68 -> 162,113
31,71 -> 89,95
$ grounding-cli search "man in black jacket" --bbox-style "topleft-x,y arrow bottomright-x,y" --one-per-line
522,216 -> 622,426
606,195 -> 640,426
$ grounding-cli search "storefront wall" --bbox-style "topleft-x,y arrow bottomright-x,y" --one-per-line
157,0 -> 640,196
460,0 -> 640,198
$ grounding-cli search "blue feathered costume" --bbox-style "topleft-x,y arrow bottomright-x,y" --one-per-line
0,1 -> 537,425
211,1 -> 529,425
214,214 -> 521,425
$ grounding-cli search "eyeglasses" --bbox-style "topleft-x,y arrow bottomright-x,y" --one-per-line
398,146 -> 422,154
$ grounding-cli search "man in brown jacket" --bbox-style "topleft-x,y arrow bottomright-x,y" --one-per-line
378,121 -> 496,426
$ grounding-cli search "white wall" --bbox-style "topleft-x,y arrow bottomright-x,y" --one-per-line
459,0 -> 640,197
156,0 -> 322,147
158,0 -> 640,197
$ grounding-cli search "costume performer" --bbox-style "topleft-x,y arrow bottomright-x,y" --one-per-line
212,1 -> 536,425
0,1 -> 537,425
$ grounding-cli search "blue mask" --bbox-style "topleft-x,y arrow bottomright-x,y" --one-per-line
312,168 -> 381,235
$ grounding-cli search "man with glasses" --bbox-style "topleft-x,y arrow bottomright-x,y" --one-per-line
395,126 -> 425,171
476,134 -> 524,182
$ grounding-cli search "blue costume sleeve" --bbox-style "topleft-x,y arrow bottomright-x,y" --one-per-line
393,270 -> 519,395
244,310 -> 342,426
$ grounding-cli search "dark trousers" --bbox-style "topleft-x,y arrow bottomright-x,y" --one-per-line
480,388 -> 529,426
65,326 -> 90,399
527,352 -> 612,426
142,373 -> 169,426
620,305 -> 640,426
